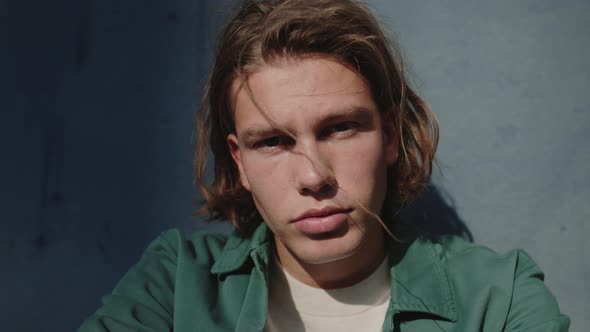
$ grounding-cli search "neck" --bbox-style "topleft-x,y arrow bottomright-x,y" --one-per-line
274,229 -> 386,289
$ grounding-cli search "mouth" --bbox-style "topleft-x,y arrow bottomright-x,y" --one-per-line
291,207 -> 353,236
293,207 -> 353,221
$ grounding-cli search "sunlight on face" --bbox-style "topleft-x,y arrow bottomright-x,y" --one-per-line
227,56 -> 398,281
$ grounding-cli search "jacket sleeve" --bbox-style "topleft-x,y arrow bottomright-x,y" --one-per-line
78,230 -> 179,332
504,250 -> 570,332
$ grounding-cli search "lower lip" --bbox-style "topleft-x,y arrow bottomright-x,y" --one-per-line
293,211 -> 350,235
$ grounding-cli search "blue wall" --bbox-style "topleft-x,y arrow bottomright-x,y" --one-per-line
1,0 -> 587,331
369,1 -> 589,331
1,0 -> 217,330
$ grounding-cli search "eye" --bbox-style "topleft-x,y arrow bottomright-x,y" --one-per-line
253,136 -> 293,150
322,121 -> 360,138
333,122 -> 358,132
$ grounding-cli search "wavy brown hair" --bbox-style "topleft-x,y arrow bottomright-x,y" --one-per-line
194,0 -> 438,235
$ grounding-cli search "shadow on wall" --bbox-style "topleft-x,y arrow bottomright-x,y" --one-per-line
399,184 -> 473,242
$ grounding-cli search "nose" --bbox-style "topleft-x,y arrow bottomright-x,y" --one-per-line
293,143 -> 337,197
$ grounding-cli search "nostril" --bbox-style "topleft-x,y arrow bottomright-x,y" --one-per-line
300,181 -> 338,199
293,146 -> 337,196
319,182 -> 338,196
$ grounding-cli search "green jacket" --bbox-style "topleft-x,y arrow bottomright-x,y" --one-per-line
79,224 -> 569,331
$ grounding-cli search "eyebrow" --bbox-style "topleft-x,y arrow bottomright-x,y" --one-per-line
238,106 -> 377,142
318,106 -> 376,127
239,126 -> 283,143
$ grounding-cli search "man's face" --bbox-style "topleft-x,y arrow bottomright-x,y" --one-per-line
227,56 -> 398,266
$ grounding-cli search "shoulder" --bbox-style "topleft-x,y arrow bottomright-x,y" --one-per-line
78,229 -> 242,331
422,236 -> 570,330
425,235 -> 544,298
429,235 -> 538,275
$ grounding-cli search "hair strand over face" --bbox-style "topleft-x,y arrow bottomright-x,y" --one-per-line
194,0 -> 439,235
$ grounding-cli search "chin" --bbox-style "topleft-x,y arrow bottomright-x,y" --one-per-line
295,231 -> 365,265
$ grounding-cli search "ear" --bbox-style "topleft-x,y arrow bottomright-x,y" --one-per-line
227,134 -> 252,191
382,110 -> 399,166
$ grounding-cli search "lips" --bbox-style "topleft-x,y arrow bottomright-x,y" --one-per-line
291,207 -> 353,235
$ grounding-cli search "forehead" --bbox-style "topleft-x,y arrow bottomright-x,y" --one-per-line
231,56 -> 377,134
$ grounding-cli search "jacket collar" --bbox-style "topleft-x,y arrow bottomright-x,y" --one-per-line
210,223 -> 271,274
386,236 -> 457,322
210,223 -> 457,322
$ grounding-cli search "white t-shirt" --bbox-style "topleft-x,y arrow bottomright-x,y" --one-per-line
265,256 -> 391,332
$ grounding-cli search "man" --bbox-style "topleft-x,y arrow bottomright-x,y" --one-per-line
80,0 -> 569,331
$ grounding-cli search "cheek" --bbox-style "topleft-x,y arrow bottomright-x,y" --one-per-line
331,138 -> 389,200
241,155 -> 290,204
242,154 -> 278,182
334,136 -> 387,175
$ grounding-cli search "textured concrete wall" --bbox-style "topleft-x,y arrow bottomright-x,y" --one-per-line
1,0 -> 214,330
1,0 -> 587,331
366,0 -> 589,331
